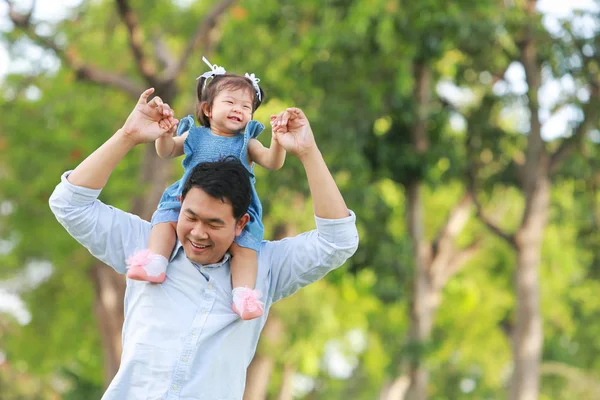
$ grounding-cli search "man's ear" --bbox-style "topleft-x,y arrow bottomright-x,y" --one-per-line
235,213 -> 250,236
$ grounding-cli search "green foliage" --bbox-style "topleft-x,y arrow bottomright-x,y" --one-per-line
1,0 -> 599,398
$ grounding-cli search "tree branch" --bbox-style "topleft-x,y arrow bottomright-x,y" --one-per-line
7,3 -> 143,97
433,193 -> 473,247
114,0 -> 156,82
429,192 -> 473,288
470,190 -> 517,248
428,193 -> 473,282
5,0 -> 35,27
541,362 -> 600,394
439,239 -> 482,286
163,0 -> 238,80
519,15 -> 547,181
75,65 -> 145,97
152,33 -> 175,71
549,85 -> 600,174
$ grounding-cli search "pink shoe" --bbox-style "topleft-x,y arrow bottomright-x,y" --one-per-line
126,250 -> 167,283
232,287 -> 264,320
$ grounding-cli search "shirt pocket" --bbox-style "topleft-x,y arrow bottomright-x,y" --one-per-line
135,343 -> 176,400
133,283 -> 190,346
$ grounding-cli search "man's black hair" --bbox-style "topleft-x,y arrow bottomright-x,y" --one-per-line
181,156 -> 252,220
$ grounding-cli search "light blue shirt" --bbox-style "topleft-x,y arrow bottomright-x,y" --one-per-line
49,172 -> 359,400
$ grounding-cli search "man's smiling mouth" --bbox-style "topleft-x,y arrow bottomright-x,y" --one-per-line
190,241 -> 209,249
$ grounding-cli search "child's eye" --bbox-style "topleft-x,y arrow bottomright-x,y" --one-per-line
243,105 -> 251,109
224,100 -> 233,104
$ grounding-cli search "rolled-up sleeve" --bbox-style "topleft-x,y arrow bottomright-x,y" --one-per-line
265,211 -> 359,302
49,171 -> 150,274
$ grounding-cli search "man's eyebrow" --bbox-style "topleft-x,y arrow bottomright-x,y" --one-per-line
183,208 -> 225,224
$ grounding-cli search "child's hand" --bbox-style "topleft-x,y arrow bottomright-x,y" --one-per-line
270,108 -> 316,159
270,116 -> 280,143
121,88 -> 178,144
158,121 -> 178,138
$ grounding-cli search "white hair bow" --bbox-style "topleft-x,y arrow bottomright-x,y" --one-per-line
197,57 -> 226,84
245,72 -> 262,101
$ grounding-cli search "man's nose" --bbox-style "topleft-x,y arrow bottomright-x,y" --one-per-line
191,223 -> 209,239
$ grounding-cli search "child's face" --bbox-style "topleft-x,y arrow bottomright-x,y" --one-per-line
205,88 -> 254,135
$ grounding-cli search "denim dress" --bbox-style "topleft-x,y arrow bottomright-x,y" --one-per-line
151,115 -> 265,252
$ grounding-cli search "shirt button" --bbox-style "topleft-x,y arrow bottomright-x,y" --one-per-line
207,284 -> 213,290
202,309 -> 207,314
172,385 -> 178,391
181,356 -> 188,362
191,329 -> 198,336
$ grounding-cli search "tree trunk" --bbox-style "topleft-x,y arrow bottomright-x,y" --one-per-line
244,316 -> 285,400
405,181 -> 434,400
277,364 -> 295,400
511,178 -> 549,400
379,376 -> 411,400
510,1 -> 546,397
90,264 -> 126,386
404,61 -> 433,400
244,355 -> 275,400
244,218 -> 299,399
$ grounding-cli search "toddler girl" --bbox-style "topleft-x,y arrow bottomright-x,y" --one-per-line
126,57 -> 285,320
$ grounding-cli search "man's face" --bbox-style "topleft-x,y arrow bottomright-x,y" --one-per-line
177,187 -> 248,265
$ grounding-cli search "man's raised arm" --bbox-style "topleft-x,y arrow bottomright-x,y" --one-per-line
49,89 -> 178,273
68,88 -> 177,189
265,108 -> 359,301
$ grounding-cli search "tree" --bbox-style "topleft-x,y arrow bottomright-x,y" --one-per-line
463,1 -> 600,398
2,0 -> 238,385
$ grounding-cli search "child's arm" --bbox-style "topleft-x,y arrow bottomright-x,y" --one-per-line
247,133 -> 286,170
155,128 -> 189,159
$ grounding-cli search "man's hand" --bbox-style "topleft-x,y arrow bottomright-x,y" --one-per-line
270,108 -> 317,160
121,88 -> 178,145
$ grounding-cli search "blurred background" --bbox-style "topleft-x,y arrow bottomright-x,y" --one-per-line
1,0 -> 599,399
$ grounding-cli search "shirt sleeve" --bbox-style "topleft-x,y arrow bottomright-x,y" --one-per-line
48,171 -> 151,274
264,211 -> 359,302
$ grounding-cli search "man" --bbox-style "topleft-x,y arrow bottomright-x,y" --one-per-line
49,88 -> 359,399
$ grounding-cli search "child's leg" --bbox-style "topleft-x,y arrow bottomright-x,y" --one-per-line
230,242 -> 263,320
230,242 -> 257,289
126,222 -> 177,283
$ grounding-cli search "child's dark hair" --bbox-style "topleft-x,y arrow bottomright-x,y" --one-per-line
181,156 -> 252,220
196,74 -> 265,127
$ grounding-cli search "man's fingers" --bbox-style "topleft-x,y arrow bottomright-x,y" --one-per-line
160,103 -> 173,116
138,88 -> 155,105
286,107 -> 306,120
280,110 -> 291,126
148,96 -> 164,109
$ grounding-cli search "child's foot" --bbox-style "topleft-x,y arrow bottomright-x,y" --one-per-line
126,250 -> 168,283
232,287 -> 264,320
